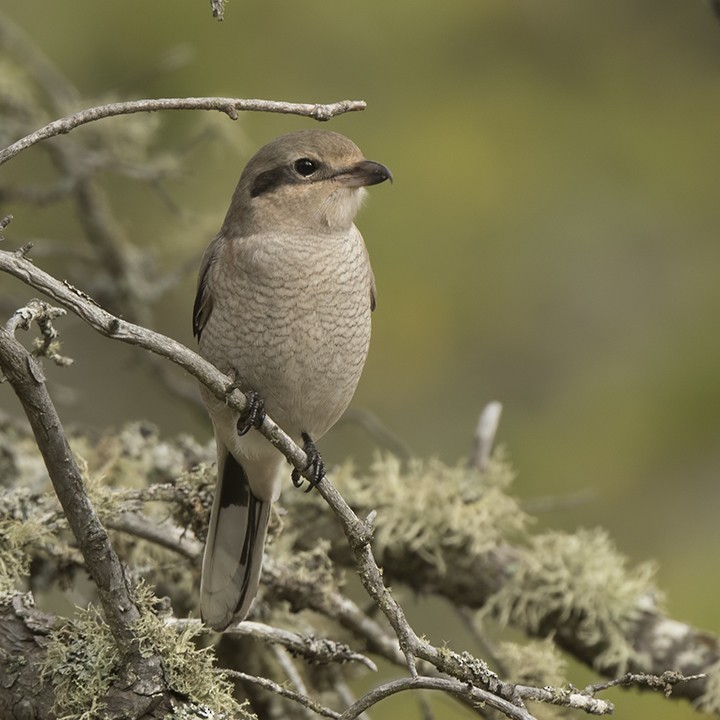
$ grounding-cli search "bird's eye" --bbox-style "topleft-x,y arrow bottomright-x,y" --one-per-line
294,158 -> 318,177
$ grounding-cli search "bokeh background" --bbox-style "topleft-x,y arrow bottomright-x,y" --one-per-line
2,1 -> 720,717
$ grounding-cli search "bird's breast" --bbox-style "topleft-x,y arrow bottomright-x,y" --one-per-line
199,228 -> 373,439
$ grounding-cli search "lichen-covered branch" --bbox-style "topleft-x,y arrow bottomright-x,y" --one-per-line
0,247 -> 713,715
0,326 -> 175,716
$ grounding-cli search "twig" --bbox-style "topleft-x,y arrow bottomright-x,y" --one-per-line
228,621 -> 377,671
584,670 -> 707,697
0,97 -> 366,166
222,668 -> 341,719
106,512 -> 202,560
513,684 -> 612,715
338,676 -> 538,720
4,299 -> 73,367
168,616 -> 376,672
270,645 -> 315,719
470,401 -> 502,471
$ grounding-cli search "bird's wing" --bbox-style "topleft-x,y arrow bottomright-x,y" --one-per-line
364,240 -> 377,312
193,239 -> 219,339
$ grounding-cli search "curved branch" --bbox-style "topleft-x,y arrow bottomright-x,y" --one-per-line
223,668 -> 341,719
338,676 -> 539,720
0,97 -> 366,166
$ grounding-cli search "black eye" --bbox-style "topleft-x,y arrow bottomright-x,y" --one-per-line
294,158 -> 318,177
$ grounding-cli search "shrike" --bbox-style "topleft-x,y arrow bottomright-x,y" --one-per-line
193,129 -> 391,630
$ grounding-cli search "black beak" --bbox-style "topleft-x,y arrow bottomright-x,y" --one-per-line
335,160 -> 393,188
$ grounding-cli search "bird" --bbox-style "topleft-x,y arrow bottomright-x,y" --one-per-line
193,129 -> 391,630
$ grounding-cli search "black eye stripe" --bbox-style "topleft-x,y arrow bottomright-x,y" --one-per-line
250,166 -> 290,198
250,159 -> 322,198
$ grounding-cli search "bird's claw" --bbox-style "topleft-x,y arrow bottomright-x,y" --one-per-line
235,391 -> 267,436
291,432 -> 325,492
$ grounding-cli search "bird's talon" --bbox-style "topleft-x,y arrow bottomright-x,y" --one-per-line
292,432 -> 325,492
236,391 -> 266,437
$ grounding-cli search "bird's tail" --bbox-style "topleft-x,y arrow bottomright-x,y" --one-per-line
200,446 -> 271,630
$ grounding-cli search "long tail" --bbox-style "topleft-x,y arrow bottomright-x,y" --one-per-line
200,445 -> 271,630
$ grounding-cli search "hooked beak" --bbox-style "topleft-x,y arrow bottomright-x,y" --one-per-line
334,159 -> 393,188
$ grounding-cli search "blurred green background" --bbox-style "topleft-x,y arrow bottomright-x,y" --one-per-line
2,1 -> 720,717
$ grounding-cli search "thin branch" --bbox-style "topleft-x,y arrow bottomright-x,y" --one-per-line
584,671 -> 707,696
470,401 -> 503,471
4,298 -> 73,366
338,676 -> 538,720
106,513 -> 202,560
222,668 -> 341,719
0,97 -> 366,166
513,684 -> 612,715
227,621 -> 377,671
270,645 -> 315,719
169,616 -> 376,672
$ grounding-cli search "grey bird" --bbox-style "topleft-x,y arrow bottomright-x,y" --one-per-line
193,129 -> 391,630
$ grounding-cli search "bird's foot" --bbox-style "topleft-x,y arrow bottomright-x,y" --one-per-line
291,432 -> 325,493
235,391 -> 267,436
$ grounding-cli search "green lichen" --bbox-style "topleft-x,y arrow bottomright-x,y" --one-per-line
496,637 -> 567,687
132,584 -> 248,717
42,583 -> 250,720
0,517 -> 52,597
42,604 -> 119,720
697,659 -> 720,713
335,450 -> 528,573
486,527 -> 658,672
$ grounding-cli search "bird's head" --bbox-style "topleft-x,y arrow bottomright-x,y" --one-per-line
222,130 -> 392,235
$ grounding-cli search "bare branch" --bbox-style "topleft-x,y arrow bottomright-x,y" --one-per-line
228,621 -> 378,671
470,400 -> 503,471
171,616 -> 376,672
0,96 -> 366,166
106,512 -> 202,560
338,676 -> 539,720
513,684 -> 612,715
584,670 -> 707,696
223,668 -> 342,719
